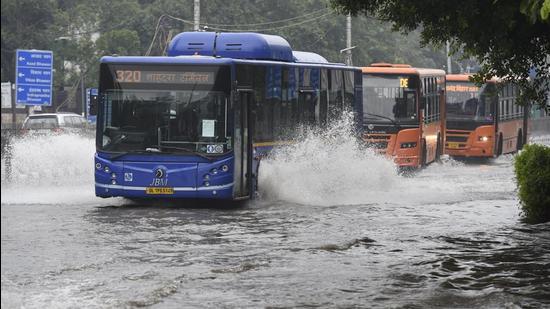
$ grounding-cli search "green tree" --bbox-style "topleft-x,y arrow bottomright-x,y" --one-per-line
1,0 -> 57,82
330,0 -> 550,108
2,0 -> 474,91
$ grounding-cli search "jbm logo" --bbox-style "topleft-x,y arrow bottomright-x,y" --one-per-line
149,167 -> 168,186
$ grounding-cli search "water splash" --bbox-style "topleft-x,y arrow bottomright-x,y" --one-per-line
1,134 -> 118,205
258,114 -> 470,206
259,114 -> 398,205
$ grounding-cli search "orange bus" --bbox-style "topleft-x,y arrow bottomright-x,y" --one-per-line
445,74 -> 528,158
361,63 -> 446,168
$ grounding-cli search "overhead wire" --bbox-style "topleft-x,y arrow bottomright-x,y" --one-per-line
145,9 -> 336,55
160,11 -> 334,32
197,8 -> 329,27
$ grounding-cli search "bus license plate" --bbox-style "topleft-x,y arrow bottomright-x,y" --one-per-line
146,187 -> 174,195
448,142 -> 459,149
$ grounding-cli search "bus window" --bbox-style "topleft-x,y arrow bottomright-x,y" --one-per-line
362,74 -> 418,124
99,64 -> 231,154
446,82 -> 496,122
271,66 -> 283,138
319,69 -> 328,126
344,70 -> 355,110
329,69 -> 343,119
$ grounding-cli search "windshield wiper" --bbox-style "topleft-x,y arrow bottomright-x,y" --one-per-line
364,113 -> 401,129
107,147 -> 213,161
107,149 -> 157,160
159,145 -> 214,161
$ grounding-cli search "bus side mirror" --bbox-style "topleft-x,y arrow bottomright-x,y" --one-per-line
89,94 -> 98,116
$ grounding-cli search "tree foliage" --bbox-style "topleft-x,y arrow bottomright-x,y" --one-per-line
331,0 -> 550,108
514,143 -> 550,223
2,0 -> 476,95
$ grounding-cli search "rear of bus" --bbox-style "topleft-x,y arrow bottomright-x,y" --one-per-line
361,64 -> 444,168
445,74 -> 497,158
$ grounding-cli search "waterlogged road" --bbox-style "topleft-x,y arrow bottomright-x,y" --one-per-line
1,134 -> 550,308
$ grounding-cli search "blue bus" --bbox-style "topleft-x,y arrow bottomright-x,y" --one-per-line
92,32 -> 362,200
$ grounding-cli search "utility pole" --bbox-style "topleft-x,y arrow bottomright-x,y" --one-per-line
346,13 -> 352,66
194,0 -> 200,31
81,75 -> 86,118
446,40 -> 452,74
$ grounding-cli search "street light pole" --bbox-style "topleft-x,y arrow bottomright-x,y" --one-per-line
81,74 -> 86,118
194,0 -> 200,31
346,13 -> 352,66
446,40 -> 452,74
55,36 -> 70,112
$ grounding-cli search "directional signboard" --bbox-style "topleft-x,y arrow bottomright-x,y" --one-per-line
15,49 -> 53,106
86,88 -> 98,123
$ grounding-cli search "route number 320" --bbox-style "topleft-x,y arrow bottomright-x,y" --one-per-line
116,70 -> 141,83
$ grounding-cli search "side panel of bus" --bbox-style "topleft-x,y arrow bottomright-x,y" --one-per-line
420,75 -> 444,165
495,83 -> 526,155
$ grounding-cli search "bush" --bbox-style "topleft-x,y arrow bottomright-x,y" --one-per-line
514,143 -> 550,223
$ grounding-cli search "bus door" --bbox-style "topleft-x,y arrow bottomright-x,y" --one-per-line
234,89 -> 253,198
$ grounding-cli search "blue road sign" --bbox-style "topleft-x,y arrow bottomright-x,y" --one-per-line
15,49 -> 53,106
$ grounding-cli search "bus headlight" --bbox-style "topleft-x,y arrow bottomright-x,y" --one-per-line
210,168 -> 218,175
478,136 -> 489,142
111,173 -> 117,179
95,163 -> 102,170
221,165 -> 229,172
204,174 -> 210,181
400,142 -> 417,149
104,166 -> 111,173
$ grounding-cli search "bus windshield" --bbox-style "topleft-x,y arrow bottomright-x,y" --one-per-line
446,82 -> 496,122
363,75 -> 417,124
98,64 -> 231,155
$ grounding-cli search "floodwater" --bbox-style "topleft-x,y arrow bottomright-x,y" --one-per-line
1,128 -> 549,308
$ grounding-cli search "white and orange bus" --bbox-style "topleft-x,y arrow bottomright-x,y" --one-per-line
361,63 -> 446,168
445,74 -> 528,158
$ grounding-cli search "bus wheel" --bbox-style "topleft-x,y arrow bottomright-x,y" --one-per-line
435,135 -> 442,162
517,130 -> 523,151
252,159 -> 261,199
421,139 -> 427,167
497,134 -> 503,156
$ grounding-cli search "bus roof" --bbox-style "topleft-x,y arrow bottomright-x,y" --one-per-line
292,51 -> 328,64
101,32 -> 356,69
169,32 -> 295,62
362,63 -> 445,77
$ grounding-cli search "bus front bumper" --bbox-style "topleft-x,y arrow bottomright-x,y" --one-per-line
95,182 -> 234,199
445,145 -> 493,158
394,156 -> 421,167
